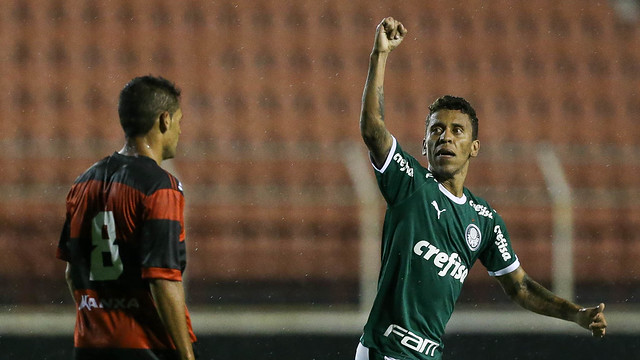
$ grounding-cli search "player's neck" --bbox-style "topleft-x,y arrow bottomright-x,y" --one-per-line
118,138 -> 162,165
439,178 -> 465,198
434,167 -> 468,198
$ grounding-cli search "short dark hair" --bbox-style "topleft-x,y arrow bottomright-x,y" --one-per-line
118,75 -> 181,137
427,95 -> 478,140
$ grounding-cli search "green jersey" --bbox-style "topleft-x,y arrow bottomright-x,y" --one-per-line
361,137 -> 520,360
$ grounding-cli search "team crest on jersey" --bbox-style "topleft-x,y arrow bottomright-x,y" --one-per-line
465,224 -> 481,251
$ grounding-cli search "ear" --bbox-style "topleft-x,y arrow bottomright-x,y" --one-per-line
421,138 -> 427,156
158,111 -> 171,133
470,139 -> 480,158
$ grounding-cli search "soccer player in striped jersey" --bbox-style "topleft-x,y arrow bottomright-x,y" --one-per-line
355,17 -> 607,360
57,76 -> 197,359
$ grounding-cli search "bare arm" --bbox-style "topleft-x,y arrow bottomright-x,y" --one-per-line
497,266 -> 607,337
150,279 -> 195,360
65,262 -> 75,299
360,17 -> 407,168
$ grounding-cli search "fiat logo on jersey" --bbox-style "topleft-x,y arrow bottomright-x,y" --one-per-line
465,224 -> 481,251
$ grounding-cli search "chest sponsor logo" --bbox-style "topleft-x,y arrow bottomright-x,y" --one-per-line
413,240 -> 469,283
384,324 -> 439,357
392,153 -> 414,177
465,224 -> 481,251
78,294 -> 140,311
493,225 -> 512,261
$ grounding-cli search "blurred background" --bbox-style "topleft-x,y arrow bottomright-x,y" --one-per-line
1,0 -> 640,359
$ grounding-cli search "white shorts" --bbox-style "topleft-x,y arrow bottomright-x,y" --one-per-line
355,343 -> 400,360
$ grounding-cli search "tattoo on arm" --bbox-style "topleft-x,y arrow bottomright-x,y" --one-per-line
360,53 -> 392,166
515,275 -> 578,321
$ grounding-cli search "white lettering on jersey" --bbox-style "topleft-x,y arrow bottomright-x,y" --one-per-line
493,225 -> 512,261
392,153 -> 414,177
430,201 -> 446,219
383,324 -> 439,357
78,295 -> 140,311
413,240 -> 468,283
468,199 -> 493,219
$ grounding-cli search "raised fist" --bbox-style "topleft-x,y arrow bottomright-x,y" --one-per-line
373,17 -> 407,54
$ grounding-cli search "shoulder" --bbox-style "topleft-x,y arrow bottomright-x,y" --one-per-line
133,158 -> 183,195
383,138 -> 429,177
73,155 -> 111,184
464,189 -> 499,221
75,153 -> 182,195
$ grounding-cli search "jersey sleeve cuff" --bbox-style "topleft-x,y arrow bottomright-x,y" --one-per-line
141,267 -> 182,281
371,136 -> 397,173
487,256 -> 520,277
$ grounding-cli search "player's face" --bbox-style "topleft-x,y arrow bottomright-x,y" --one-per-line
163,107 -> 182,160
423,109 -> 479,180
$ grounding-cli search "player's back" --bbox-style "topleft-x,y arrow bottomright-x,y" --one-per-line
58,152 -> 192,354
63,152 -> 184,287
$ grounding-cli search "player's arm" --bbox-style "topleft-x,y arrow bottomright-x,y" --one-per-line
64,262 -> 75,299
360,17 -> 407,168
150,279 -> 195,360
496,266 -> 607,337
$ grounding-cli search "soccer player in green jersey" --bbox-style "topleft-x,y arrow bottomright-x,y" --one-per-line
355,17 -> 608,360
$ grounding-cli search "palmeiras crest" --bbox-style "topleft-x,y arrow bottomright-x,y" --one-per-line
465,224 -> 481,251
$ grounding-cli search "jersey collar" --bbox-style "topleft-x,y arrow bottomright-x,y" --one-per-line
438,183 -> 467,205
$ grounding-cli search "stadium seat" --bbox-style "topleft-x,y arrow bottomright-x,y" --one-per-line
2,0 -> 640,307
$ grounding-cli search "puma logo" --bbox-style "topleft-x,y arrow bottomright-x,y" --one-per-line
431,201 -> 446,219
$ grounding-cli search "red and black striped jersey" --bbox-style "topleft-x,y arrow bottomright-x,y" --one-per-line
57,152 -> 197,356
